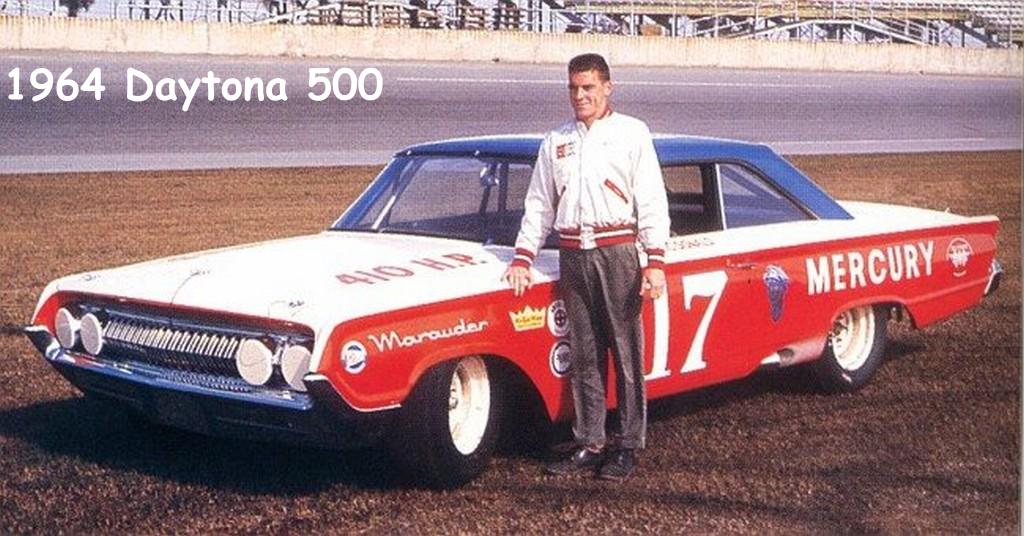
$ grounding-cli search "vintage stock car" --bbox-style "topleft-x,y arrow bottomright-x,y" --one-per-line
25,135 -> 1002,487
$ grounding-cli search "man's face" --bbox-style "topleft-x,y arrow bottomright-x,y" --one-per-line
568,69 -> 612,126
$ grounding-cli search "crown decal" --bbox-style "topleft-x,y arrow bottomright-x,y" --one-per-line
509,305 -> 546,332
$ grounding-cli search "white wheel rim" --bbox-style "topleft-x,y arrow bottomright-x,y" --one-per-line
448,356 -> 490,455
830,307 -> 875,372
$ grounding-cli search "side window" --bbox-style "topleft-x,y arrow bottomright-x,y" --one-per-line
493,162 -> 540,246
504,163 -> 532,213
505,162 -> 561,249
719,163 -> 809,229
663,164 -> 722,235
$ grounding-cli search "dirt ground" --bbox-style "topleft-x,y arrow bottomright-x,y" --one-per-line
0,152 -> 1020,534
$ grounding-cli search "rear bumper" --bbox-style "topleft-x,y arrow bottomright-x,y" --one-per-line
985,259 -> 1003,296
24,326 -> 394,449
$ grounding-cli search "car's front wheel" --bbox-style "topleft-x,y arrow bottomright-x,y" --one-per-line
813,304 -> 888,392
389,356 -> 501,488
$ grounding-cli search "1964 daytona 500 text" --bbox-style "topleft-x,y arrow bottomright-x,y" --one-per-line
25,135 -> 1002,487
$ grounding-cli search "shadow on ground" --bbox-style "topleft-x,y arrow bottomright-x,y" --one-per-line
0,395 -> 401,494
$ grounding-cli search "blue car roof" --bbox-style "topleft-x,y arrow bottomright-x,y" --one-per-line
399,135 -> 851,220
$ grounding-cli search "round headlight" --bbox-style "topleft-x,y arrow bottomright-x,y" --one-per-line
235,339 -> 273,386
281,345 -> 312,392
80,313 -> 105,356
55,308 -> 79,349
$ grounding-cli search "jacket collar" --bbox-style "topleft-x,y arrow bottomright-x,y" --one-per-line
576,107 -> 614,134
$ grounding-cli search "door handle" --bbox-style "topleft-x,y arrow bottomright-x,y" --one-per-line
727,260 -> 757,270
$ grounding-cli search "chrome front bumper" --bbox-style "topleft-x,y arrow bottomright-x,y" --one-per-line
24,326 -> 393,448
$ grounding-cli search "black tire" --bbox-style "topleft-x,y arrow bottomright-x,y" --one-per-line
388,356 -> 501,488
813,304 -> 888,393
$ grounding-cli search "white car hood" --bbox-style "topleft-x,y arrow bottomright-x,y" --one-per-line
49,231 -> 536,331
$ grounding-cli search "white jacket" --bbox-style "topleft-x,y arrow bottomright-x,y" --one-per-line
512,111 -> 670,269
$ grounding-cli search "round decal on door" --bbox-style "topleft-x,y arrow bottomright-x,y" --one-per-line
547,300 -> 571,337
550,340 -> 572,377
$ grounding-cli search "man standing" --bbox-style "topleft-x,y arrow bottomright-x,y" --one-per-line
502,53 -> 670,481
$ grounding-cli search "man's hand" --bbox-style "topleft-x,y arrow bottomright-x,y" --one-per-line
503,265 -> 534,297
641,267 -> 666,300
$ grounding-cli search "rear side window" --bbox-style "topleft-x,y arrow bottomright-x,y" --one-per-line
662,164 -> 722,235
719,163 -> 809,229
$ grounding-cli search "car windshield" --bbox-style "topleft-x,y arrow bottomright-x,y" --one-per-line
332,155 -> 548,246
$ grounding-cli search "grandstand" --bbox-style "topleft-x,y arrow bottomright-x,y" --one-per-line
264,0 -> 1021,47
562,0 -> 1024,46
3,0 -> 1020,47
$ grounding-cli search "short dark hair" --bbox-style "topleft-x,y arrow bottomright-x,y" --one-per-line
568,53 -> 610,81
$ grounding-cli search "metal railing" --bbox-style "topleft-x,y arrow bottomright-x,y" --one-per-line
112,0 -> 266,22
3,0 -> 1019,45
0,0 -> 59,16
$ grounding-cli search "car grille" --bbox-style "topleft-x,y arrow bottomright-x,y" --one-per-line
102,314 -> 244,377
85,306 -> 312,393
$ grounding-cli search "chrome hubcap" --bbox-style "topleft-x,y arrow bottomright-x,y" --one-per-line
447,356 -> 490,455
830,307 -> 875,372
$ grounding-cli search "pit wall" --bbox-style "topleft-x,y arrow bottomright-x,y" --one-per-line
1,15 -> 1021,77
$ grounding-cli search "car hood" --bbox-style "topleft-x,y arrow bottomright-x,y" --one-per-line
49,231 -> 540,331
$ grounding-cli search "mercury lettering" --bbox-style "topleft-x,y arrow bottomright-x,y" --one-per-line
806,241 -> 934,295
369,319 -> 488,352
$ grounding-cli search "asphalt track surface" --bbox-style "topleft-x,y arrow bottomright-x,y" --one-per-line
0,50 -> 1020,173
0,151 -> 1019,533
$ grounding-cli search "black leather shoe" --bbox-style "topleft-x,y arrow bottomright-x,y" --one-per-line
543,447 -> 604,476
597,449 -> 636,481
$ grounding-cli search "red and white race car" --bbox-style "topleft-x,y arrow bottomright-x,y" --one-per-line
25,135 -> 1002,487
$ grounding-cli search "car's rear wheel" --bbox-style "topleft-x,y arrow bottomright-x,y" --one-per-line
813,304 -> 888,392
389,356 -> 501,488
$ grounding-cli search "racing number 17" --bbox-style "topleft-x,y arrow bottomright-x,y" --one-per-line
645,270 -> 728,380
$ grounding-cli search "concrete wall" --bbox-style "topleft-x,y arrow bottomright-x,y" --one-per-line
1,15 -> 1021,77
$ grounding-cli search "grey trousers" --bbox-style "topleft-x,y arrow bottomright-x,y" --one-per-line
558,243 -> 646,450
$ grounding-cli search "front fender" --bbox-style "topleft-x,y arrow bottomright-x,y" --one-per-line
314,283 -> 572,419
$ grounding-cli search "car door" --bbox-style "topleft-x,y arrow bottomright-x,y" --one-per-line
642,161 -> 816,399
